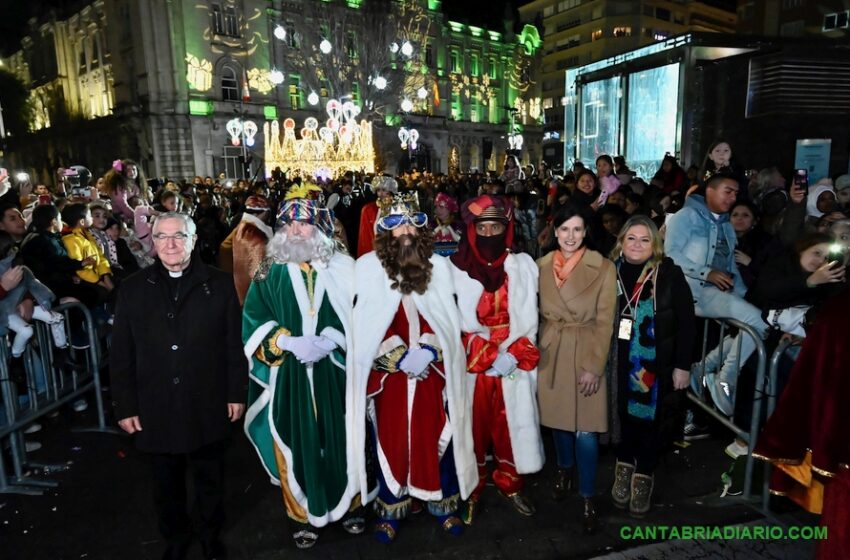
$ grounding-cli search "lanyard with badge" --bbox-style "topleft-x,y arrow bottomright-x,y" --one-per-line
616,267 -> 653,340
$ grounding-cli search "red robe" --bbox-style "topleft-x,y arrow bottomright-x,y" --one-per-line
753,290 -> 850,559
357,202 -> 378,257
367,299 -> 449,499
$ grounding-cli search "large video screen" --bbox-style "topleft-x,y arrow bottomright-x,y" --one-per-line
578,76 -> 621,164
625,63 -> 680,180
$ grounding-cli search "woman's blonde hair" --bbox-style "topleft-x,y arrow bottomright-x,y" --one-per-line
610,215 -> 665,265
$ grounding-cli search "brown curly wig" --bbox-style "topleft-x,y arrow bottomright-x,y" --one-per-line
374,228 -> 435,295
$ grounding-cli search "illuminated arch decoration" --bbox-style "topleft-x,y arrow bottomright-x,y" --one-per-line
517,24 -> 542,56
264,99 -> 375,178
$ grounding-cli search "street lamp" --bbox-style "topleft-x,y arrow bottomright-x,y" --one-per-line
400,41 -> 413,57
373,76 -> 387,90
400,99 -> 413,112
416,87 -> 428,99
389,42 -> 400,54
319,39 -> 332,54
273,25 -> 286,41
308,91 -> 320,105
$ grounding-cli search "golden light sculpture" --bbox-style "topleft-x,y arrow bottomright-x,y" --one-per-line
264,99 -> 376,179
186,54 -> 213,92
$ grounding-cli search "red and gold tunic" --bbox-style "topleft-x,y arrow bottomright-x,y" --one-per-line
367,298 -> 450,500
463,279 -> 539,498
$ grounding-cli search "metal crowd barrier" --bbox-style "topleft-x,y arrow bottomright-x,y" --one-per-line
686,317 -> 767,500
0,301 -> 118,495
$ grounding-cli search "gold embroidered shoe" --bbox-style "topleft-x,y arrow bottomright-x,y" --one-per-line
460,497 -> 478,525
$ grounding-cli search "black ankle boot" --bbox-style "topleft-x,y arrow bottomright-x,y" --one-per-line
582,497 -> 597,534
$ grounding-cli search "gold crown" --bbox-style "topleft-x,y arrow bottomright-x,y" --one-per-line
377,192 -> 421,218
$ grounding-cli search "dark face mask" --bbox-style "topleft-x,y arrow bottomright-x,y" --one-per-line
475,231 -> 507,263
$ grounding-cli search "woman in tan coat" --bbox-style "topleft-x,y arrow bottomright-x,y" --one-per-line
537,204 -> 616,534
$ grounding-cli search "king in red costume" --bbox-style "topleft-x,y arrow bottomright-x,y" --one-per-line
449,195 -> 544,524
353,193 -> 477,543
753,289 -> 850,559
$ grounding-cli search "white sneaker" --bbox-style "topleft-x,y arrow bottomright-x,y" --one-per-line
72,399 -> 88,412
50,320 -> 69,349
725,440 -> 749,459
25,441 -> 42,453
23,422 -> 42,434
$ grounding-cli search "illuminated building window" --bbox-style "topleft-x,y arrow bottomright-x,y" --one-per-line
543,97 -> 554,109
212,4 -> 239,37
451,92 -> 462,119
470,53 -> 479,77
320,80 -> 329,98
347,32 -> 357,61
224,6 -> 239,37
591,29 -> 603,41
824,11 -> 850,30
221,65 -> 238,101
351,82 -> 360,103
289,75 -> 302,109
470,102 -> 479,123
613,26 -> 631,37
450,50 -> 461,73
489,58 -> 497,79
285,20 -> 298,48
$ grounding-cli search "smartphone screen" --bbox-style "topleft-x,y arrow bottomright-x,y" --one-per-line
793,169 -> 809,194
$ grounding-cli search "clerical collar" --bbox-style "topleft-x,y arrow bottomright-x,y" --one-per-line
168,270 -> 183,278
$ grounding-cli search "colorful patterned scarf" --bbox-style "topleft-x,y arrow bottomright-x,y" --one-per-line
621,261 -> 658,421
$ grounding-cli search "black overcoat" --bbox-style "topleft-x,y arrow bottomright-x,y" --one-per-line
110,257 -> 247,453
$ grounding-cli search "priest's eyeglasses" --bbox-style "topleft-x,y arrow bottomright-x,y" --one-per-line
152,232 -> 190,244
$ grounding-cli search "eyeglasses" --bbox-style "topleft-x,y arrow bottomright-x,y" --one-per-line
152,232 -> 190,244
376,212 -> 428,232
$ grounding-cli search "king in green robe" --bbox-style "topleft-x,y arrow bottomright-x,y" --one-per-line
242,190 -> 366,547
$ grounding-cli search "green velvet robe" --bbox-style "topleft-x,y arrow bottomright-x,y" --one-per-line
243,261 -> 352,526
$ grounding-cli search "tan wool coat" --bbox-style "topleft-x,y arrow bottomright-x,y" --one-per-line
537,249 -> 617,432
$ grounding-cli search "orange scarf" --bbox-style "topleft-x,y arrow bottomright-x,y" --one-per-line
553,247 -> 586,289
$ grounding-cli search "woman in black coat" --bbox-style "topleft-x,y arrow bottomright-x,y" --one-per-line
606,215 -> 696,517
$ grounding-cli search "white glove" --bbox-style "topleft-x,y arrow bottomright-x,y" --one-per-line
312,335 -> 338,360
399,347 -> 435,379
485,352 -> 518,378
276,334 -> 332,364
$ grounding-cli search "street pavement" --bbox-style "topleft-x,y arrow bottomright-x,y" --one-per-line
1,406 -> 819,560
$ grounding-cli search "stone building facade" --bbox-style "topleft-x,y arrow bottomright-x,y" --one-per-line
2,0 -> 543,181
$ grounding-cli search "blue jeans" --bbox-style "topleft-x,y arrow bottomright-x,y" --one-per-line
694,286 -> 767,387
552,429 -> 598,498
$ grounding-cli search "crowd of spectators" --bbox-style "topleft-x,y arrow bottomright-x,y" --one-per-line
1,142 -> 848,526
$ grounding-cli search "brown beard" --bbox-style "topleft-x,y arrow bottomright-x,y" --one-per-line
374,229 -> 435,295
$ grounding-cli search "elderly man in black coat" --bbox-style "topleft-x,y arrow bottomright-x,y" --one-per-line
111,211 -> 247,560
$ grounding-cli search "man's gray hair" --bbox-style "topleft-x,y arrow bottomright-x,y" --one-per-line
153,211 -> 196,236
